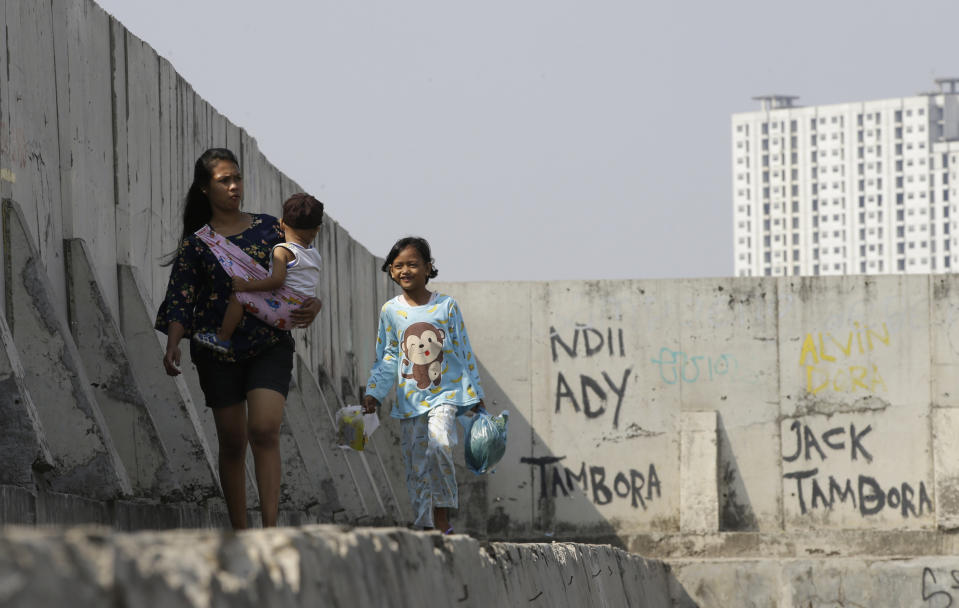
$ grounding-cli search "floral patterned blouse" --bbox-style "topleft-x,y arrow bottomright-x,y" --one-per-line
155,213 -> 293,361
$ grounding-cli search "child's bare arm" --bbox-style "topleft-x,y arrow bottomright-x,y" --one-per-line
233,247 -> 292,292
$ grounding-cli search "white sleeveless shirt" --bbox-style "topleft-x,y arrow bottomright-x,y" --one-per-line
273,242 -> 322,296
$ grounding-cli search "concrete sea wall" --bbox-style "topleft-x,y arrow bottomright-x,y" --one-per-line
0,0 -> 423,530
434,276 -> 959,542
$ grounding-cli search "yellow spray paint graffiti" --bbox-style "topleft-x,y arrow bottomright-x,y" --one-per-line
799,322 -> 890,395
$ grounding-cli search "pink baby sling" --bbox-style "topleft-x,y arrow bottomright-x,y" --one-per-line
195,225 -> 308,331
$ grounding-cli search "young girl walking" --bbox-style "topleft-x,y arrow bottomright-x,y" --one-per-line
362,237 -> 484,533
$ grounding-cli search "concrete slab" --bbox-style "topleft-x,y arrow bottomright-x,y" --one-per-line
117,265 -> 221,503
934,407 -> 959,530
312,359 -> 395,524
65,239 -> 179,499
931,274 -> 959,406
778,275 -> 934,530
681,411 -> 719,533
115,31 -> 162,299
292,356 -> 367,522
2,200 -> 131,500
0,313 -> 53,489
0,525 -> 679,608
275,407 -> 326,515
0,1 -> 68,320
51,0 -> 118,316
434,281 -> 535,538
534,280 -> 677,534
0,485 -> 36,525
679,278 -> 782,532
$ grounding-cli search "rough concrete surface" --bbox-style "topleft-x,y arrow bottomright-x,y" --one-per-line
0,525 -> 678,608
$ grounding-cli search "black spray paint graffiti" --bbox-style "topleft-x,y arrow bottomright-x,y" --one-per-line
782,468 -> 932,518
782,421 -> 873,463
550,324 -> 631,428
550,324 -> 626,362
554,369 -> 632,429
921,567 -> 959,607
521,456 -> 661,510
781,419 -> 932,519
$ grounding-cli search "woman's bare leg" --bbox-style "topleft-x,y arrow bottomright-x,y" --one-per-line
247,388 -> 285,527
212,402 -> 249,530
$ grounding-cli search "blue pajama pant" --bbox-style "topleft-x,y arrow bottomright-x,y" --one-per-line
400,404 -> 458,529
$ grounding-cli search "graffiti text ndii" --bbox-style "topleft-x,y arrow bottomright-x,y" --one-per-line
550,324 -> 626,361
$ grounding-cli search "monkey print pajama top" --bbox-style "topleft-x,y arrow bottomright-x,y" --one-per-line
365,292 -> 485,528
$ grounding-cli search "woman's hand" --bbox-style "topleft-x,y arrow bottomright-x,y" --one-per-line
164,322 -> 186,376
362,395 -> 380,414
291,297 -> 322,329
163,343 -> 182,376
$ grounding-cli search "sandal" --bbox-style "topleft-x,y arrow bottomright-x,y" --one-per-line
193,332 -> 231,354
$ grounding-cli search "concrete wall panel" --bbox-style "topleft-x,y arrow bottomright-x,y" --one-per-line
435,281 -> 535,537
52,0 -> 119,315
677,278 -> 781,531
119,32 -> 162,297
536,280 -> 679,534
0,315 -> 53,488
442,274 -> 944,537
65,239 -> 179,499
333,223 -> 354,396
2,201 -> 130,500
2,1 -> 68,321
931,274 -> 959,406
117,264 -> 221,503
778,275 -> 934,530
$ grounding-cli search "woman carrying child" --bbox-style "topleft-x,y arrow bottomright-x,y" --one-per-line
362,237 -> 485,534
155,148 -> 321,529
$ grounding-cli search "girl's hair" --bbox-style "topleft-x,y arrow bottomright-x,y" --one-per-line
162,148 -> 239,266
381,236 -> 439,283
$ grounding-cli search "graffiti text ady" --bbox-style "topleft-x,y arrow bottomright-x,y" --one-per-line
782,421 -> 873,463
521,456 -> 661,510
555,369 -> 631,429
550,324 -> 626,361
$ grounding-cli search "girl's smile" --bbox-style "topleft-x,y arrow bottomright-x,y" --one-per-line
390,245 -> 432,302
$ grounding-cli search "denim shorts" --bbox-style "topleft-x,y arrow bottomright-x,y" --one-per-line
192,337 -> 294,408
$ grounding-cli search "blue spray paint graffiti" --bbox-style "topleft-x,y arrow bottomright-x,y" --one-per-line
650,348 -> 739,385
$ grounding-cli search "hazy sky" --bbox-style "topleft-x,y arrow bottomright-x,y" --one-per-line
94,0 -> 959,282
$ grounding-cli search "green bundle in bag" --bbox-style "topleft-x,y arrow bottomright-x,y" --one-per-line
464,410 -> 509,474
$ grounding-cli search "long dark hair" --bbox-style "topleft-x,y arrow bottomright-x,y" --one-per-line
162,148 -> 239,265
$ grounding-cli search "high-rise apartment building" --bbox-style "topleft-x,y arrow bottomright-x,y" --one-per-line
732,79 -> 959,277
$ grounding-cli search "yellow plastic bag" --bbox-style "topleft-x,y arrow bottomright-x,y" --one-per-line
336,406 -> 367,451
335,405 -> 380,451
